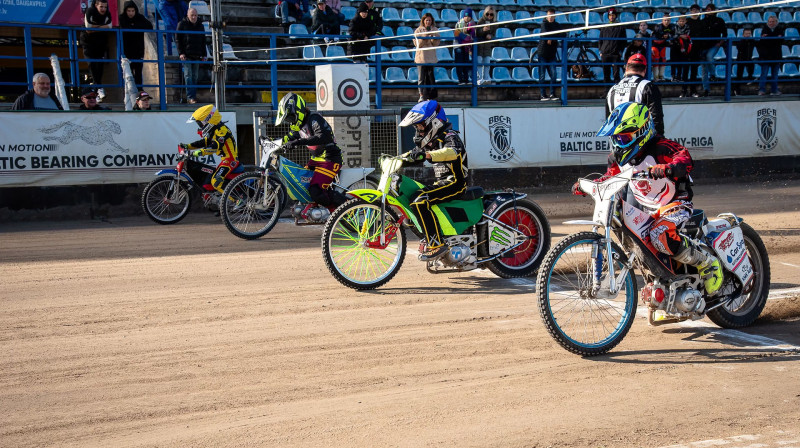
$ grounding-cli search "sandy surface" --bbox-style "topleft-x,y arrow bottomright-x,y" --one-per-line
2,180 -> 800,448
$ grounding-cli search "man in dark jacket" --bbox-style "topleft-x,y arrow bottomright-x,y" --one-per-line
538,8 -> 564,100
11,73 -> 64,110
348,3 -> 376,61
79,87 -> 111,110
757,15 -> 784,95
81,0 -> 112,102
177,8 -> 206,103
599,8 -> 626,83
310,0 -> 340,35
606,54 -> 665,136
733,26 -> 755,95
119,0 -> 153,88
277,0 -> 309,27
361,0 -> 383,35
685,3 -> 703,97
699,3 -> 725,96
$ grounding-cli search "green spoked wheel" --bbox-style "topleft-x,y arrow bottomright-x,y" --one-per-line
322,198 -> 406,290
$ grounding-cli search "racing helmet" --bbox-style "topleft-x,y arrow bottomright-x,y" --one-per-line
187,104 -> 222,138
398,100 -> 447,148
275,93 -> 308,131
596,102 -> 654,166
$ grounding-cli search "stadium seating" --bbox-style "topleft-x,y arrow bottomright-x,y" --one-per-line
437,47 -> 454,62
492,67 -> 512,82
516,11 -> 532,21
783,63 -> 799,78
496,28 -> 512,40
325,45 -> 349,61
792,45 -> 800,58
341,6 -> 356,21
518,0 -> 534,6
514,28 -> 531,38
511,46 -> 530,62
396,26 -> 414,37
303,45 -> 323,59
421,8 -> 441,22
636,12 -> 650,22
289,24 -> 309,39
402,8 -> 421,24
441,9 -> 459,25
512,67 -> 533,82
785,28 -> 799,39
381,26 -> 394,37
391,46 -> 414,61
498,11 -> 513,23
382,8 -> 403,24
221,43 -> 238,60
407,66 -> 418,82
438,27 -> 455,40
491,47 -> 512,62
384,67 -> 407,83
747,12 -> 763,25
434,66 -> 452,82
189,0 -> 210,16
367,44 -> 386,61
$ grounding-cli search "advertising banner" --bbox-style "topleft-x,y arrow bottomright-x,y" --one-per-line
463,101 -> 800,169
1,0 -> 117,26
0,111 -> 236,187
315,64 -> 371,168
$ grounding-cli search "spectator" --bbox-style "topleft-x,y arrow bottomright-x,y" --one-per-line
453,8 -> 476,85
537,8 -> 563,100
685,4 -> 703,97
733,26 -> 755,96
606,53 -> 665,136
624,33 -> 648,62
177,8 -> 206,104
119,0 -> 153,88
699,3 -> 726,96
414,13 -> 440,101
157,0 -> 188,55
11,73 -> 64,111
278,0 -> 310,28
81,0 -> 112,102
133,91 -> 153,110
599,8 -> 626,83
651,12 -> 673,81
671,14 -> 692,95
475,6 -> 497,86
311,0 -> 340,35
348,3 -> 376,62
324,0 -> 346,26
638,21 -> 652,38
79,87 -> 110,110
757,15 -> 784,95
360,0 -> 383,35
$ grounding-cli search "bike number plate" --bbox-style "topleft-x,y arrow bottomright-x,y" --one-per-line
710,227 -> 754,286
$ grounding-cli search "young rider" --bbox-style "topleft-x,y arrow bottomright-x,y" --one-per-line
275,92 -> 346,208
180,104 -> 241,195
398,100 -> 469,261
572,102 -> 723,295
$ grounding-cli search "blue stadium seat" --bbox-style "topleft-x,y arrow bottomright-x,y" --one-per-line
620,12 -> 635,23
589,12 -> 603,25
516,11 -> 532,21
715,0 -> 727,7
367,44 -> 386,61
587,28 -> 600,40
407,66 -> 418,81
303,45 -> 323,59
752,47 -> 759,59
729,46 -> 738,59
650,0 -> 665,6
533,11 -> 546,20
391,46 -> 414,61
783,63 -> 799,78
585,0 -> 599,5
325,45 -> 348,61
552,0 -> 567,6
782,45 -> 791,58
221,43 -> 238,60
715,65 -> 727,78
652,12 -> 664,20
511,46 -> 530,62
763,11 -> 776,22
434,66 -> 452,82
785,27 -> 799,39
567,12 -> 583,25
495,27 -> 512,39
341,6 -> 356,21
438,27 -> 455,40
518,0 -> 534,6
436,47 -> 454,62
382,26 -> 394,37
512,67 -> 533,82
421,8 -> 441,22
498,0 -> 515,5
626,29 -> 636,39
714,47 -> 726,60
368,67 -> 376,83
451,67 -> 458,82
730,12 -> 746,25
289,24 -> 309,39
491,47 -> 512,62
402,8 -> 421,24
189,0 -> 210,16
441,9 -> 459,24
727,28 -> 736,38
747,12 -> 763,24
396,26 -> 414,37
794,12 -> 800,24
492,67 -> 512,82
792,45 -> 800,58
497,10 -> 513,22
568,0 -> 585,7
531,66 -> 539,80
514,28 -> 531,38
754,28 -> 762,38
382,7 -> 403,23
717,12 -> 730,22
384,67 -> 407,83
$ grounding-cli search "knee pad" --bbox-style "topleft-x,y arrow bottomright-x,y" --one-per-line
309,184 -> 330,206
211,166 -> 231,192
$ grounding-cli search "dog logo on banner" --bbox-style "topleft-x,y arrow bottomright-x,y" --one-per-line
756,107 -> 778,152
38,120 -> 129,153
488,115 -> 515,162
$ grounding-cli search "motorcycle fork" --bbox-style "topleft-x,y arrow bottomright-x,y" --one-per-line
592,227 -> 632,297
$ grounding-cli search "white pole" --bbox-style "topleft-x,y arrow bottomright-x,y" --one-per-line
120,57 -> 138,110
49,54 -> 70,111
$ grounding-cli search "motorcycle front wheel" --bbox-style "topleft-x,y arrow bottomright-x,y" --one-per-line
322,198 -> 406,290
220,171 -> 287,240
141,175 -> 192,225
536,231 -> 638,356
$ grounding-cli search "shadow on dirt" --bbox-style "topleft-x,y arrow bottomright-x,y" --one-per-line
366,276 -> 533,296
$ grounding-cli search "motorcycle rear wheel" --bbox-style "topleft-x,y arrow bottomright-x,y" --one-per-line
141,175 -> 192,225
322,198 -> 406,290
536,232 -> 638,356
707,222 -> 771,328
482,199 -> 551,278
220,171 -> 286,240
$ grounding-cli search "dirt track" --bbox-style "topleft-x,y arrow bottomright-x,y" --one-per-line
2,180 -> 800,447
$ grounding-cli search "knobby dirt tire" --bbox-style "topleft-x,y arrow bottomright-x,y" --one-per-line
220,171 -> 287,240
141,176 -> 192,225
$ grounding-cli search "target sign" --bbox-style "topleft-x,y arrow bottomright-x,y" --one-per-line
337,78 -> 363,108
317,79 -> 329,108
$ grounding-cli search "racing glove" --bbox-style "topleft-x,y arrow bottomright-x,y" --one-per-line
648,164 -> 672,179
571,180 -> 587,196
192,149 -> 204,157
408,146 -> 427,162
282,140 -> 299,150
178,143 -> 190,151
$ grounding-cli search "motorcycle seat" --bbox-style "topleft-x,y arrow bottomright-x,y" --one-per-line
461,186 -> 484,201
683,209 -> 707,232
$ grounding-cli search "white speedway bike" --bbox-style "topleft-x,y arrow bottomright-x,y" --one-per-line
536,166 -> 770,356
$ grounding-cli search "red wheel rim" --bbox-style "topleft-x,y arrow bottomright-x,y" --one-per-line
497,209 -> 540,267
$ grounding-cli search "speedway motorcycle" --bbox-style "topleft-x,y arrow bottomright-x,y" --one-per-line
536,166 -> 770,356
219,137 -> 378,240
141,146 -> 242,224
321,154 -> 551,290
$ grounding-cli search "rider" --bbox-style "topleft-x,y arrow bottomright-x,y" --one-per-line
275,92 -> 346,208
572,102 -> 723,295
180,104 -> 241,195
398,100 -> 469,261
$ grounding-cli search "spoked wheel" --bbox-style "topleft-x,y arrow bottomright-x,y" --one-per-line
536,232 -> 638,356
322,198 -> 406,290
346,175 -> 380,191
141,175 -> 192,224
707,222 -> 771,328
220,171 -> 286,240
484,199 -> 551,278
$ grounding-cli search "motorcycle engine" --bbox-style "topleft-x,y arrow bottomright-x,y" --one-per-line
307,206 -> 330,223
445,244 -> 472,264
291,204 -> 305,218
675,287 -> 705,313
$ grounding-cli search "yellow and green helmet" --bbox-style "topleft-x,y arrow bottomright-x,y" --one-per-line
597,102 -> 654,166
275,93 -> 307,131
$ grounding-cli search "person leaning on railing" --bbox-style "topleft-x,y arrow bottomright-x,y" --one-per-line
757,14 -> 785,96
474,6 -> 497,86
119,0 -> 153,89
414,13 -> 441,102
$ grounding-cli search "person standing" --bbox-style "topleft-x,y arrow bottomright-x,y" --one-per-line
757,15 -> 784,95
414,13 -> 440,102
685,4 -> 703,97
651,12 -> 673,81
475,6 -> 497,86
157,0 -> 188,55
671,14 -> 692,96
348,3 -> 376,62
81,0 -> 112,102
605,53 -> 665,136
599,8 -> 626,84
699,3 -> 726,96
537,8 -> 563,100
453,8 -> 476,85
177,8 -> 206,104
310,0 -> 340,35
360,0 -> 383,35
11,73 -> 64,110
119,0 -> 153,88
733,26 -> 755,95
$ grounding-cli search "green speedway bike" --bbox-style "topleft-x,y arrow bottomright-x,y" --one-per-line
321,154 -> 551,290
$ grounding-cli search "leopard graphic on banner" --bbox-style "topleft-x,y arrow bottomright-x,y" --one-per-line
488,115 -> 515,162
756,107 -> 778,152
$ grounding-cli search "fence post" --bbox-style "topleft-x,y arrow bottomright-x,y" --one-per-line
724,37 -> 733,101
559,37 -> 568,105
24,26 -> 34,88
270,34 -> 278,110
157,29 -> 167,110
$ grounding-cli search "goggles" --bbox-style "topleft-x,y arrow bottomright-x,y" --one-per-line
611,131 -> 637,148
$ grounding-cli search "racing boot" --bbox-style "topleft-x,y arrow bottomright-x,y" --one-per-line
673,240 -> 723,295
418,236 -> 448,262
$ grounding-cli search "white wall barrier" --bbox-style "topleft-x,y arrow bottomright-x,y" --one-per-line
0,112 -> 236,187
463,101 -> 800,169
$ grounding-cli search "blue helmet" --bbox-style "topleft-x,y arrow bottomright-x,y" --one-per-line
597,102 -> 654,166
399,100 -> 448,148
